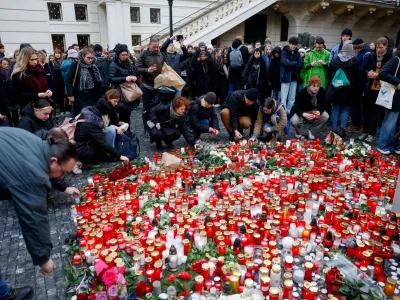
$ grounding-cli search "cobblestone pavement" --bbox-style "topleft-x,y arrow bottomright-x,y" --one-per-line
0,103 -> 381,299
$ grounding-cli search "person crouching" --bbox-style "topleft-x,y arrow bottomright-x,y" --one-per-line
149,96 -> 196,150
188,92 -> 220,143
250,97 -> 287,143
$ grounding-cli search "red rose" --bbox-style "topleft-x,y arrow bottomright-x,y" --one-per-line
178,291 -> 190,297
136,281 -> 147,297
77,293 -> 88,300
178,272 -> 192,280
168,274 -> 176,282
326,284 -> 340,295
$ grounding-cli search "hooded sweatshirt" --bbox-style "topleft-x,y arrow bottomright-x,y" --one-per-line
18,102 -> 53,138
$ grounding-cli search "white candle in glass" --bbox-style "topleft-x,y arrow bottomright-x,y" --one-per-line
293,269 -> 305,284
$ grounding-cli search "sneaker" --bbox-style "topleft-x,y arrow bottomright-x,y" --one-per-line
295,134 -> 302,139
357,133 -> 368,141
3,286 -> 34,300
365,135 -> 374,143
72,164 -> 82,175
308,130 -> 315,140
377,148 -> 390,155
346,125 -> 362,132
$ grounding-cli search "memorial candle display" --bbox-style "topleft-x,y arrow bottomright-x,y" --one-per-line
64,141 -> 400,300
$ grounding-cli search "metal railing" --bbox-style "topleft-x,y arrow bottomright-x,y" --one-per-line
140,0 -> 231,45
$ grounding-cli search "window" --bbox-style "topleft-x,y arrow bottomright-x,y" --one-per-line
77,34 -> 90,49
132,35 -> 141,46
48,3 -> 62,21
150,8 -> 161,24
75,4 -> 88,21
280,16 -> 289,41
130,7 -> 140,23
51,34 -> 65,52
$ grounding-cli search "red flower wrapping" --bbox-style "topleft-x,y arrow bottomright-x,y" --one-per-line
168,274 -> 176,282
178,272 -> 192,280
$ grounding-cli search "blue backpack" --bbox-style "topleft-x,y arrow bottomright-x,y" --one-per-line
115,132 -> 140,160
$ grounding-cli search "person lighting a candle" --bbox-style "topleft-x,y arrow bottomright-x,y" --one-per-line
188,92 -> 220,144
249,97 -> 287,143
0,127 -> 78,299
220,88 -> 261,142
290,76 -> 329,140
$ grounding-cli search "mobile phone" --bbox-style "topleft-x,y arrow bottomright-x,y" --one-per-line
177,35 -> 184,41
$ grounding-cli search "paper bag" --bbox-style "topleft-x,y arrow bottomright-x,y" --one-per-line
154,63 -> 186,91
160,152 -> 182,171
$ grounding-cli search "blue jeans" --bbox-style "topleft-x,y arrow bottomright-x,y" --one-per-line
281,82 -> 297,113
331,103 -> 350,131
377,110 -> 400,151
272,90 -> 281,102
174,89 -> 182,98
0,271 -> 10,298
195,119 -> 209,138
104,126 -> 117,148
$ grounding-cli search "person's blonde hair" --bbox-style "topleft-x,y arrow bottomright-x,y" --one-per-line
11,47 -> 36,79
37,50 -> 47,64
102,115 -> 110,128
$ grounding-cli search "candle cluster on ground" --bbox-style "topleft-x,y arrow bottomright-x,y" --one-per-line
65,139 -> 400,300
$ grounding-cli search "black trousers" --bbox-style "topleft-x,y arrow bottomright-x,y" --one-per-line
351,85 -> 366,127
362,89 -> 384,136
151,128 -> 181,145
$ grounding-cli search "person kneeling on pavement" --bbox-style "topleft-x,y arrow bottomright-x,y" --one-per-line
250,97 -> 287,143
149,96 -> 196,150
221,88 -> 260,141
188,92 -> 220,143
290,76 -> 329,140
18,99 -> 53,139
74,98 -> 129,164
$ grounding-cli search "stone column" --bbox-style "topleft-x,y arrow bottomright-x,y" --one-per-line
105,0 -> 118,49
121,0 -> 133,51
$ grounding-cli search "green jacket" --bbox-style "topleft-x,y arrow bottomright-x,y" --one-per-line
302,48 -> 330,88
0,128 -> 52,265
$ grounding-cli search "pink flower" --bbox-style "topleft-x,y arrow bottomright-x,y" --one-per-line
117,273 -> 126,285
95,291 -> 107,300
107,285 -> 119,298
102,268 -> 118,287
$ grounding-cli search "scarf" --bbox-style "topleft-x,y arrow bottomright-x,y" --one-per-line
170,107 -> 182,120
307,87 -> 318,106
376,50 -> 387,69
24,65 -> 48,93
115,56 -> 132,71
77,55 -> 102,91
338,51 -> 355,62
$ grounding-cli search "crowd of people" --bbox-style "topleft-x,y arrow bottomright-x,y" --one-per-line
0,28 -> 400,299
0,29 -> 399,162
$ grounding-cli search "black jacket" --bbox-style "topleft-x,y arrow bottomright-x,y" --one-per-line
365,50 -> 393,89
65,61 -> 102,108
242,56 -> 267,90
188,98 -> 220,133
108,58 -> 139,110
292,87 -> 326,117
135,50 -> 166,85
0,127 -> 52,265
49,61 -> 65,103
18,102 -> 53,138
149,104 -> 195,145
191,58 -> 218,97
269,47 -> 282,91
378,52 -> 400,111
95,55 -> 110,88
0,70 -> 11,114
327,56 -> 358,104
161,38 -> 189,74
280,46 -> 303,83
75,105 -> 121,162
227,39 -> 250,84
222,90 -> 260,131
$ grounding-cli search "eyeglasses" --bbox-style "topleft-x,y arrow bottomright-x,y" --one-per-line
85,56 -> 95,60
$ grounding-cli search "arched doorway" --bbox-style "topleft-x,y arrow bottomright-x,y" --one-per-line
280,16 -> 289,42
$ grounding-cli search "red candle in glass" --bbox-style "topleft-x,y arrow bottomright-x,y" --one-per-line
102,224 -> 115,243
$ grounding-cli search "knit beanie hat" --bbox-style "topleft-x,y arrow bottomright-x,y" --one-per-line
298,48 -> 306,54
113,44 -> 129,57
341,40 -> 353,53
20,43 -> 32,51
245,88 -> 258,102
352,38 -> 364,49
67,49 -> 78,58
341,28 -> 352,37
204,92 -> 216,105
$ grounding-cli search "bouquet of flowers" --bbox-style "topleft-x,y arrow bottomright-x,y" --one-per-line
90,266 -> 128,300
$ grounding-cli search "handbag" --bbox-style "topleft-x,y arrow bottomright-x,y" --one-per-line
375,57 -> 400,110
115,132 -> 140,160
59,113 -> 85,143
120,81 -> 143,103
332,68 -> 350,89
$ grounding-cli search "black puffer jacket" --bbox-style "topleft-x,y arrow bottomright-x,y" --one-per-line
188,98 -> 220,133
222,90 -> 260,131
108,57 -> 139,110
75,105 -> 121,162
268,47 -> 282,91
149,104 -> 195,145
18,102 -> 53,138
